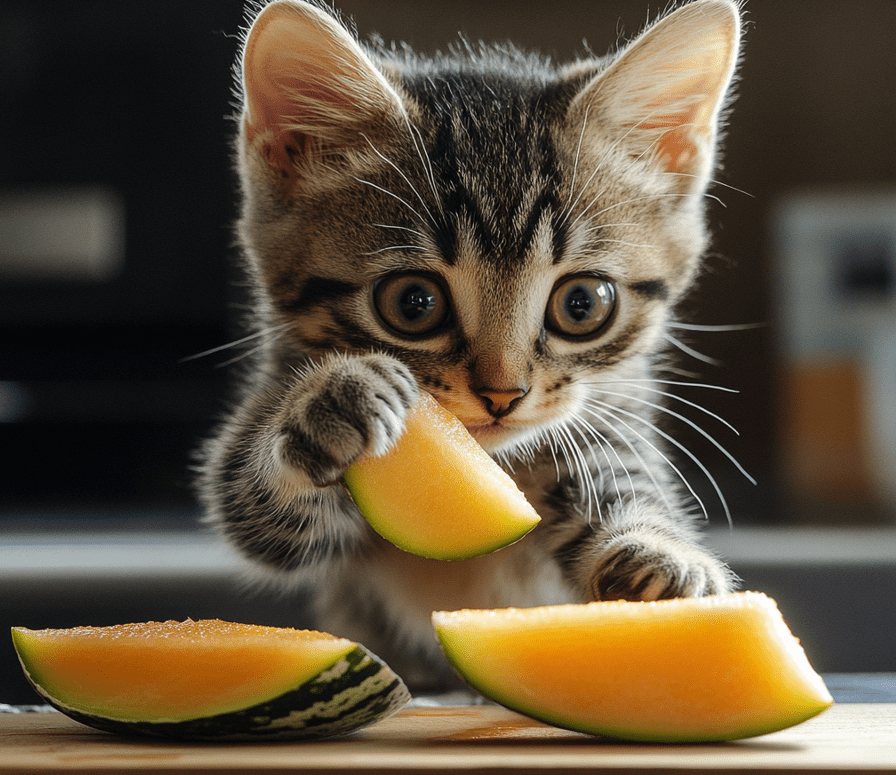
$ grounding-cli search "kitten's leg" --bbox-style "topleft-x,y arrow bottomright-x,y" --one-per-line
550,487 -> 736,602
199,353 -> 417,573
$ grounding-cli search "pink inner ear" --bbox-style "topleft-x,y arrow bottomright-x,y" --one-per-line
635,106 -> 704,175
652,125 -> 700,175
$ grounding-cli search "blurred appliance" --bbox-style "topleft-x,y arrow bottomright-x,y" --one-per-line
774,190 -> 896,514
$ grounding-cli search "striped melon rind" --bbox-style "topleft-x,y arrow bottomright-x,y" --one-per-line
20,645 -> 410,740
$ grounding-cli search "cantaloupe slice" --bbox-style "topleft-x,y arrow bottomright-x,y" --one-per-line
11,619 -> 410,740
344,390 -> 540,560
432,592 -> 833,742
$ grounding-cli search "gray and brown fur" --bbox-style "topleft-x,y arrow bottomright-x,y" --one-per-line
199,0 -> 744,688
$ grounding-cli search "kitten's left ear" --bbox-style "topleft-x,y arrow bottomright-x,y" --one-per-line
239,0 -> 405,188
570,0 -> 741,194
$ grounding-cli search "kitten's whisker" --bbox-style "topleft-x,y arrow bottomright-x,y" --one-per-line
179,322 -> 292,363
363,244 -> 425,256
401,115 -> 443,216
577,191 -> 698,227
581,405 -> 678,516
548,426 -> 576,486
214,341 -> 275,369
668,321 -> 766,333
588,380 -> 741,435
558,422 -> 598,524
664,333 -> 723,366
580,221 -> 640,232
569,414 -> 634,511
663,170 -> 754,198
586,385 -> 756,484
370,223 -> 429,242
586,398 -> 732,525
359,134 -> 438,228
354,177 -> 430,227
561,103 -> 591,225
543,427 -> 563,483
594,377 -> 739,393
590,238 -> 659,250
561,107 -> 669,231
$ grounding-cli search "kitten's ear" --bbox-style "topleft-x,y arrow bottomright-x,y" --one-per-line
240,0 -> 403,186
570,0 -> 741,194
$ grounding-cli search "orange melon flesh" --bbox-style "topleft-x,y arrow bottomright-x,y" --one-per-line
11,619 -> 356,722
432,592 -> 833,742
344,390 -> 540,560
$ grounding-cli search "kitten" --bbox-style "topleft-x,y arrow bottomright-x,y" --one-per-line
199,0 -> 743,689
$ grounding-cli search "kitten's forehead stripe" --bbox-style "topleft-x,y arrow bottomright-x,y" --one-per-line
407,71 -> 564,268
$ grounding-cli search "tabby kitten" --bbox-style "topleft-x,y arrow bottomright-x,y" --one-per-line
200,0 -> 743,688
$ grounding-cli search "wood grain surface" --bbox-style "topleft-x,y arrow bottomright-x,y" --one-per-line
2,703 -> 895,773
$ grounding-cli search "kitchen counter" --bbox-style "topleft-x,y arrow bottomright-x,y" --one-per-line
2,701 -> 895,773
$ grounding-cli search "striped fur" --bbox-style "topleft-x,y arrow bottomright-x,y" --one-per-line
199,0 -> 744,689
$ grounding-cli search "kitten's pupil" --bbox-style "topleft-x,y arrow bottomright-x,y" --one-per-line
566,286 -> 593,322
400,285 -> 436,321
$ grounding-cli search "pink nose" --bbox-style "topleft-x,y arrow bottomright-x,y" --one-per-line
475,387 -> 529,418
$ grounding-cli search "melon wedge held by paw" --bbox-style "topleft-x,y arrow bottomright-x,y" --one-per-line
344,390 -> 540,560
432,592 -> 833,742
11,619 -> 410,740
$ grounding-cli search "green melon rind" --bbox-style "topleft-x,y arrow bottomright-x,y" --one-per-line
343,474 -> 538,561
18,645 -> 410,740
433,626 -> 832,743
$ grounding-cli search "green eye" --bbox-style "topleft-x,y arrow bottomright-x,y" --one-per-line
546,275 -> 616,338
374,274 -> 450,337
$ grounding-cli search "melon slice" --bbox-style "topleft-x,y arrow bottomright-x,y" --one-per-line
11,619 -> 410,740
344,390 -> 540,560
432,592 -> 833,742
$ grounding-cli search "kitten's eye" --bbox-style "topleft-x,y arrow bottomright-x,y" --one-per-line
374,274 -> 450,337
546,275 -> 617,338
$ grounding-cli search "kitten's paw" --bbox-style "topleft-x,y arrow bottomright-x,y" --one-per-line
589,531 -> 734,601
278,354 -> 418,487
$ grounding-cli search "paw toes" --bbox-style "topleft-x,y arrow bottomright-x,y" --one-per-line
590,535 -> 731,602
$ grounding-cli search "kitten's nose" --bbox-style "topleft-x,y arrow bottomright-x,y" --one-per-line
475,386 -> 529,418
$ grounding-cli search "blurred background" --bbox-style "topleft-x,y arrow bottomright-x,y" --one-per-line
2,0 -> 894,702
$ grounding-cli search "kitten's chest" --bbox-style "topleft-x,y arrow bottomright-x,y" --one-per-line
363,536 -> 573,615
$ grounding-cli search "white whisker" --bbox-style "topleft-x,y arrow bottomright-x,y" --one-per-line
561,107 -> 672,231
595,378 -> 738,394
363,244 -> 425,256
582,404 -> 681,517
371,223 -> 429,241
663,170 -> 755,198
589,380 -> 741,435
401,115 -> 443,217
664,333 -> 723,366
586,398 -> 732,526
359,133 -> 437,228
668,321 -> 766,333
568,414 -> 634,510
558,422 -> 598,524
562,103 -> 591,224
586,385 -> 755,485
179,322 -> 292,363
354,177 -> 430,226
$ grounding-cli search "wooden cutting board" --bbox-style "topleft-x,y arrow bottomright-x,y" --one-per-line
2,704 -> 895,773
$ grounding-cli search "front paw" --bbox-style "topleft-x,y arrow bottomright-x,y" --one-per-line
278,354 -> 418,487
589,531 -> 735,601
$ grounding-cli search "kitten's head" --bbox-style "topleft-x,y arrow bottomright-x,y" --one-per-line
235,0 -> 741,454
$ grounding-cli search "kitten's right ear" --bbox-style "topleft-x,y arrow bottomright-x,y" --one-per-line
240,0 -> 404,188
568,0 -> 741,196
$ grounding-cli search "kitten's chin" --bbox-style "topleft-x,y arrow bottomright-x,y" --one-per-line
464,422 -> 536,455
